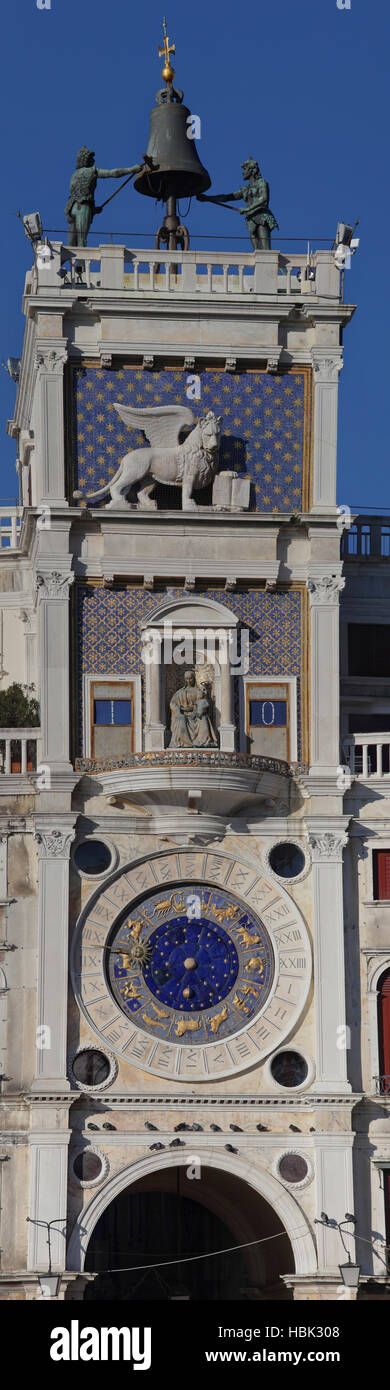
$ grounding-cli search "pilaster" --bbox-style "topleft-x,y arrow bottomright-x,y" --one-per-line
307,823 -> 351,1093
307,574 -> 345,773
311,351 -> 343,511
34,341 -> 68,505
35,570 -> 74,775
31,820 -> 76,1091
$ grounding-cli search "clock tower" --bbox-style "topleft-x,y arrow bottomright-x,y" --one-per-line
0,32 -> 366,1304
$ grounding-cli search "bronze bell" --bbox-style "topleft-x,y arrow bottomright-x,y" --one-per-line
134,101 -> 211,204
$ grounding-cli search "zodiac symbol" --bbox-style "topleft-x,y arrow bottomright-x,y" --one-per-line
151,892 -> 186,918
120,980 -> 142,1001
145,1001 -> 170,1020
209,903 -> 241,927
236,925 -> 263,948
240,982 -> 258,998
175,1016 -> 201,1037
232,992 -> 251,1015
142,1009 -> 170,1029
245,957 -> 265,976
209,1004 -> 228,1034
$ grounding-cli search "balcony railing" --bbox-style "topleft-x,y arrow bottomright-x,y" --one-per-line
341,519 -> 390,559
0,507 -> 22,549
374,1075 -> 390,1095
30,243 -> 342,300
343,733 -> 390,778
0,728 -> 41,775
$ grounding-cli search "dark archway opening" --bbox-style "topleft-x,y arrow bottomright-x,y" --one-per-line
83,1165 -> 294,1301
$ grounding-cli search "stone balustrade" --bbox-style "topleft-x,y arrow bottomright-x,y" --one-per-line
0,728 -> 41,775
343,733 -> 390,778
0,507 -> 22,549
30,243 -> 341,300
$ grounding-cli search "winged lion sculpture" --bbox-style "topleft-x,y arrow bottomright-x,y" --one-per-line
74,404 -> 223,510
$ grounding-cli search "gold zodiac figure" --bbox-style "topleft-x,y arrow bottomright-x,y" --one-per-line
236,925 -> 263,948
240,982 -> 258,998
175,1015 -> 201,1037
151,892 -> 186,918
209,903 -> 241,927
232,992 -> 251,1015
121,980 -> 141,1000
209,1004 -> 228,1034
142,1011 -> 169,1029
245,956 -> 265,976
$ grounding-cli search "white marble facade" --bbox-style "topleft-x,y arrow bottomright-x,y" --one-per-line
0,241 -> 388,1302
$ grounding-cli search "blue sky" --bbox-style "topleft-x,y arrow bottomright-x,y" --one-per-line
1,0 -> 388,508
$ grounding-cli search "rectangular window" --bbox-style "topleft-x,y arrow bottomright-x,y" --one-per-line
94,699 -> 132,726
373,850 -> 390,901
245,682 -> 291,760
348,625 -> 390,677
90,681 -> 134,757
249,699 -> 287,728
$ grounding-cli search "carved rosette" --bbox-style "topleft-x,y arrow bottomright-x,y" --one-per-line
34,345 -> 68,374
35,827 -> 76,859
306,575 -> 345,606
312,354 -> 344,383
308,831 -> 348,863
35,572 -> 74,601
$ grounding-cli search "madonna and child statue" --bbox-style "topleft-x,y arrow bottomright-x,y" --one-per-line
169,670 -> 218,749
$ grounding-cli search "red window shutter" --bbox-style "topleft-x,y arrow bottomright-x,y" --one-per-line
378,970 -> 390,1086
375,851 -> 390,900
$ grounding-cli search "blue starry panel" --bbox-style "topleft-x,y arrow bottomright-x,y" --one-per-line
107,882 -> 274,1044
75,583 -> 307,758
71,366 -> 311,513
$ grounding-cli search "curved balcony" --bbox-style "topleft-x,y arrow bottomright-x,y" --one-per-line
74,749 -> 293,816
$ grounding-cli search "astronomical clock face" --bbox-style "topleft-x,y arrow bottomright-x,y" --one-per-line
73,850 -> 311,1082
107,884 -> 274,1045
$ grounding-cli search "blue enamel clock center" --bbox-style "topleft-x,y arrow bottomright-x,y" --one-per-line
107,881 -> 274,1045
142,917 -> 239,1011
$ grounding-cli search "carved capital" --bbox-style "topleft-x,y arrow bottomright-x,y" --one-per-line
224,356 -> 237,373
35,345 -> 68,374
266,354 -> 280,375
307,575 -> 345,605
100,352 -> 112,369
309,831 -> 348,862
142,354 -> 154,371
35,827 -> 75,859
35,571 -> 74,600
312,354 -> 343,383
183,355 -> 196,371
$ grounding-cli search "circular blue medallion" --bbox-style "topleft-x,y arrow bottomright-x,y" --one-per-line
142,917 -> 239,1011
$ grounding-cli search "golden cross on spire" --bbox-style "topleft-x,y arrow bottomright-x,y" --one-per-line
158,16 -> 175,83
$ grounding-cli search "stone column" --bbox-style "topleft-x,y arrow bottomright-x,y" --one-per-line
311,352 -> 343,511
219,635 -> 235,751
35,571 -> 74,774
308,826 -> 351,1094
307,575 -> 345,773
34,342 -> 68,505
144,630 -> 165,751
32,822 -> 76,1092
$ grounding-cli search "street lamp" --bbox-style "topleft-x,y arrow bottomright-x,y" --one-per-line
26,1217 -> 66,1299
339,1257 -> 361,1289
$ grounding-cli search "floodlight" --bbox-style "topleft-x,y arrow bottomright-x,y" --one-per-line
22,212 -> 43,244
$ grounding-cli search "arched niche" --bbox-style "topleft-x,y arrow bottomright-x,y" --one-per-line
141,597 -> 239,752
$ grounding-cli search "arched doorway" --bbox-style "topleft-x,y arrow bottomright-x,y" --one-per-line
83,1164 -> 295,1301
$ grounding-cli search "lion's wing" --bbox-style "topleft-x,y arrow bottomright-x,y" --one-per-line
113,403 -> 194,447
